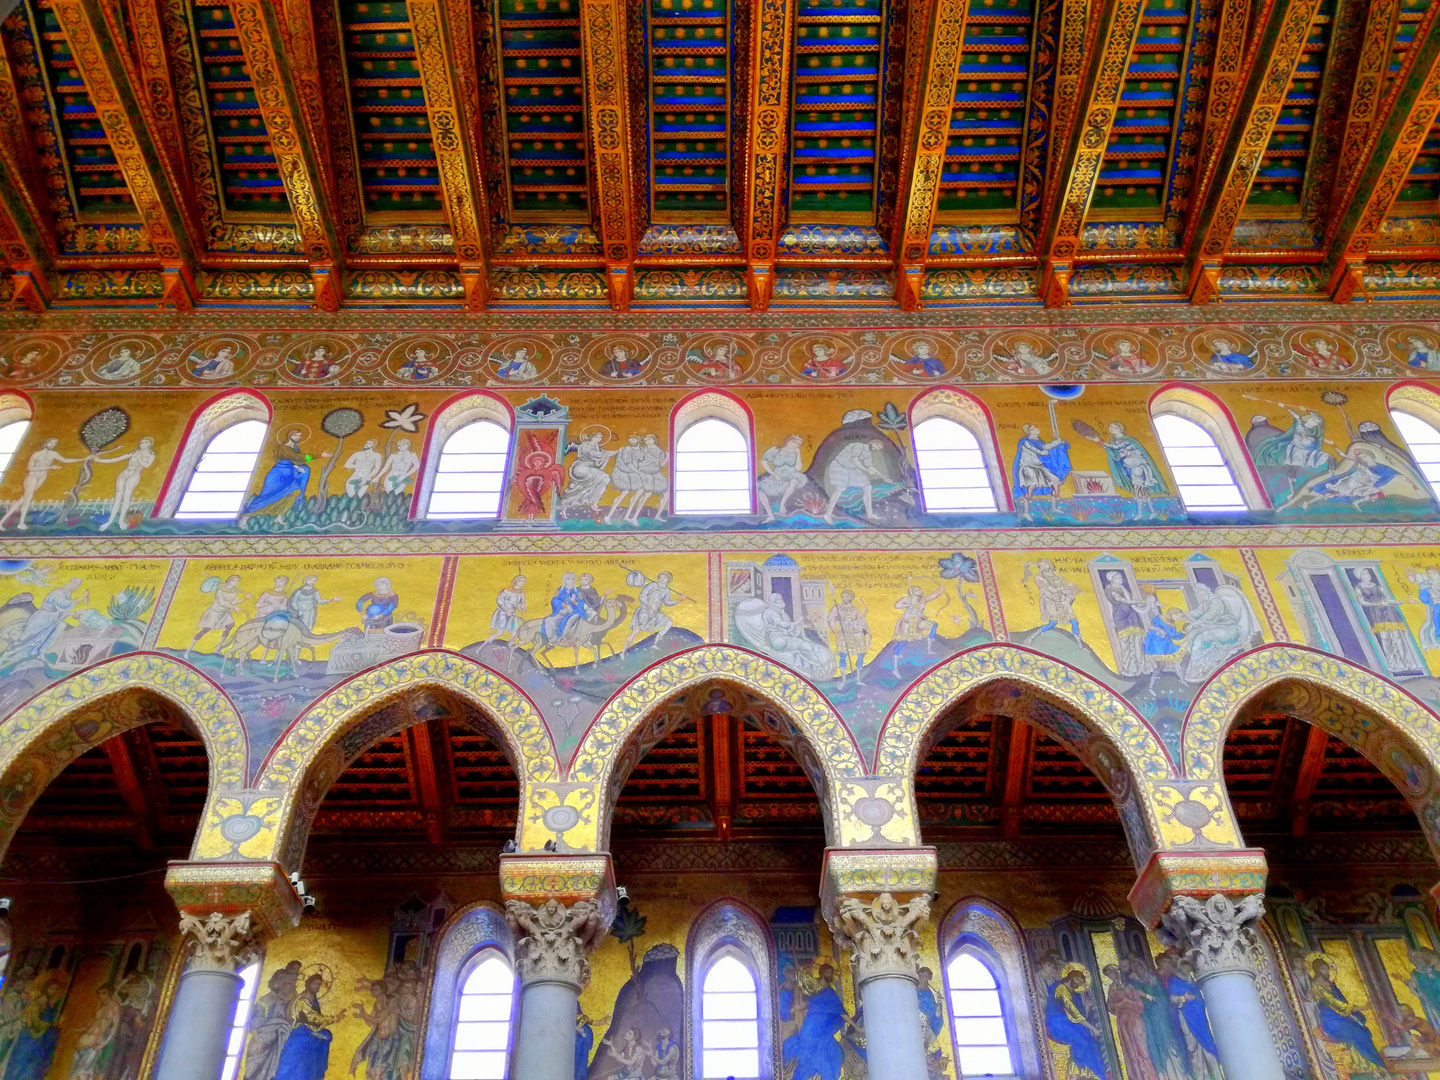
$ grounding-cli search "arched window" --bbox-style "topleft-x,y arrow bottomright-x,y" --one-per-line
1151,413 -> 1247,511
675,418 -> 752,514
159,391 -> 272,519
175,420 -> 268,519
427,421 -> 511,519
1149,386 -> 1267,510
671,391 -> 755,516
701,953 -> 761,1080
220,958 -> 262,1080
450,951 -> 516,1080
415,393 -> 514,520
946,952 -> 1015,1078
1391,410 -> 1440,502
909,389 -> 1009,512
913,416 -> 1000,512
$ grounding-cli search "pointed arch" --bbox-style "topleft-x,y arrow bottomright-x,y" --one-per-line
0,653 -> 246,861
1183,643 -> 1440,855
253,651 -> 559,873
574,646 -> 866,848
420,901 -> 514,1080
687,899 -> 779,1080
1149,383 -> 1267,509
875,644 -> 1175,860
155,389 -> 273,518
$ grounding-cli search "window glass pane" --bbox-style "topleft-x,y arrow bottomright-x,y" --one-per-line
702,992 -> 759,1020
957,1044 -> 1016,1075
458,994 -> 513,1023
454,1022 -> 510,1051
220,959 -> 261,1080
449,1050 -> 508,1080
915,417 -> 997,513
702,1018 -> 760,1049
702,1048 -> 760,1079
953,1015 -> 1007,1044
1152,412 -> 1247,513
675,418 -> 751,516
176,419 -> 269,520
703,956 -> 756,993
0,420 -> 29,481
948,953 -> 998,990
428,420 -> 511,519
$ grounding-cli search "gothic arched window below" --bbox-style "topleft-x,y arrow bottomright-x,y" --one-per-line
946,951 -> 1017,1078
220,959 -> 262,1080
701,952 -> 761,1080
449,951 -> 516,1080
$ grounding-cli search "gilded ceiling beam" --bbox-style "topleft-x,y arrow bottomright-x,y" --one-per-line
1323,7 -> 1440,300
50,0 -> 201,308
124,0 -> 194,196
578,0 -> 638,311
408,0 -> 491,311
740,0 -> 795,312
0,43 -> 55,309
892,0 -> 970,312
227,0 -> 344,312
1037,0 -> 1095,235
1331,0 -> 1401,198
1177,0 -> 1251,258
1036,0 -> 1145,308
1182,0 -> 1319,305
300,0 -> 365,248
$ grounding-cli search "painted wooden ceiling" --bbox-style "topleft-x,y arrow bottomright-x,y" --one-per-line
2,0 -> 1440,311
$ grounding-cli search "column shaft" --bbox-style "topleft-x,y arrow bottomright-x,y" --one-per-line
855,972 -> 929,1080
1197,969 -> 1285,1080
512,979 -> 581,1080
152,968 -> 242,1080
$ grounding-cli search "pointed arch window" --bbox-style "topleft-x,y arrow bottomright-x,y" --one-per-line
702,953 -> 761,1080
672,392 -> 755,516
1149,387 -> 1267,511
1151,413 -> 1247,510
946,952 -> 1016,1078
913,416 -> 1000,512
450,951 -> 516,1080
1391,410 -> 1440,502
220,958 -> 262,1080
175,420 -> 268,519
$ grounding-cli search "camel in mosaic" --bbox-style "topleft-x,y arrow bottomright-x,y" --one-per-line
513,595 -> 632,669
219,614 -> 360,681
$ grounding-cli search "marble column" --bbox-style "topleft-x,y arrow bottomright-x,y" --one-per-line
505,898 -> 608,1080
153,911 -> 257,1080
829,892 -> 934,1080
1160,892 -> 1285,1080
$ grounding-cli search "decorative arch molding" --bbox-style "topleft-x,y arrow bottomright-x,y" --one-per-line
686,899 -> 780,1080
154,389 -> 273,518
908,386 -> 1012,512
419,901 -> 514,1080
572,646 -> 866,846
412,390 -> 516,519
1148,383 -> 1268,509
1181,644 -> 1440,852
252,651 -> 559,872
0,653 -> 246,860
939,897 -> 1045,1080
874,644 -> 1176,860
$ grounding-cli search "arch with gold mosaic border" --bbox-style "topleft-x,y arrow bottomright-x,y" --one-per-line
244,650 -> 559,874
1182,644 -> 1440,854
573,645 -> 867,848
0,652 -> 247,862
874,644 -> 1177,858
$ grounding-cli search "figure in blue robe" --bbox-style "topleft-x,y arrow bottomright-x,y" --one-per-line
1046,973 -> 1111,1079
917,967 -> 943,1042
1418,584 -> 1440,651
3,975 -> 65,1080
1206,337 -> 1255,370
355,580 -> 399,630
273,977 -> 342,1080
1012,425 -> 1073,503
1310,959 -> 1388,1071
574,1014 -> 594,1080
1144,613 -> 1185,659
243,432 -> 316,517
1304,455 -> 1399,505
1164,970 -> 1219,1062
541,574 -> 594,643
782,967 -> 846,1080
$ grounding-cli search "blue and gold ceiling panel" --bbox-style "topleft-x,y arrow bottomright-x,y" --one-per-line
1090,0 -> 1191,216
1386,0 -> 1431,97
648,0 -> 731,223
494,0 -> 590,223
935,0 -> 1035,223
788,0 -> 888,224
1246,0 -> 1334,211
29,0 -> 134,218
188,1 -> 290,218
339,0 -> 444,220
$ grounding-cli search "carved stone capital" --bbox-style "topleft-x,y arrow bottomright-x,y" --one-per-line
178,910 -> 259,973
1158,892 -> 1266,980
504,898 -> 607,990
828,891 -> 931,986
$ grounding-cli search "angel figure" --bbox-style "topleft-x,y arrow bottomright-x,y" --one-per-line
995,340 -> 1057,376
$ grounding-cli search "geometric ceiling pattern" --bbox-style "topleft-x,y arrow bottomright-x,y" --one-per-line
4,0 -> 1440,311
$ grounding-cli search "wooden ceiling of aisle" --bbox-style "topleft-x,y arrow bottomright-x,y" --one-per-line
4,0 -> 1440,312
